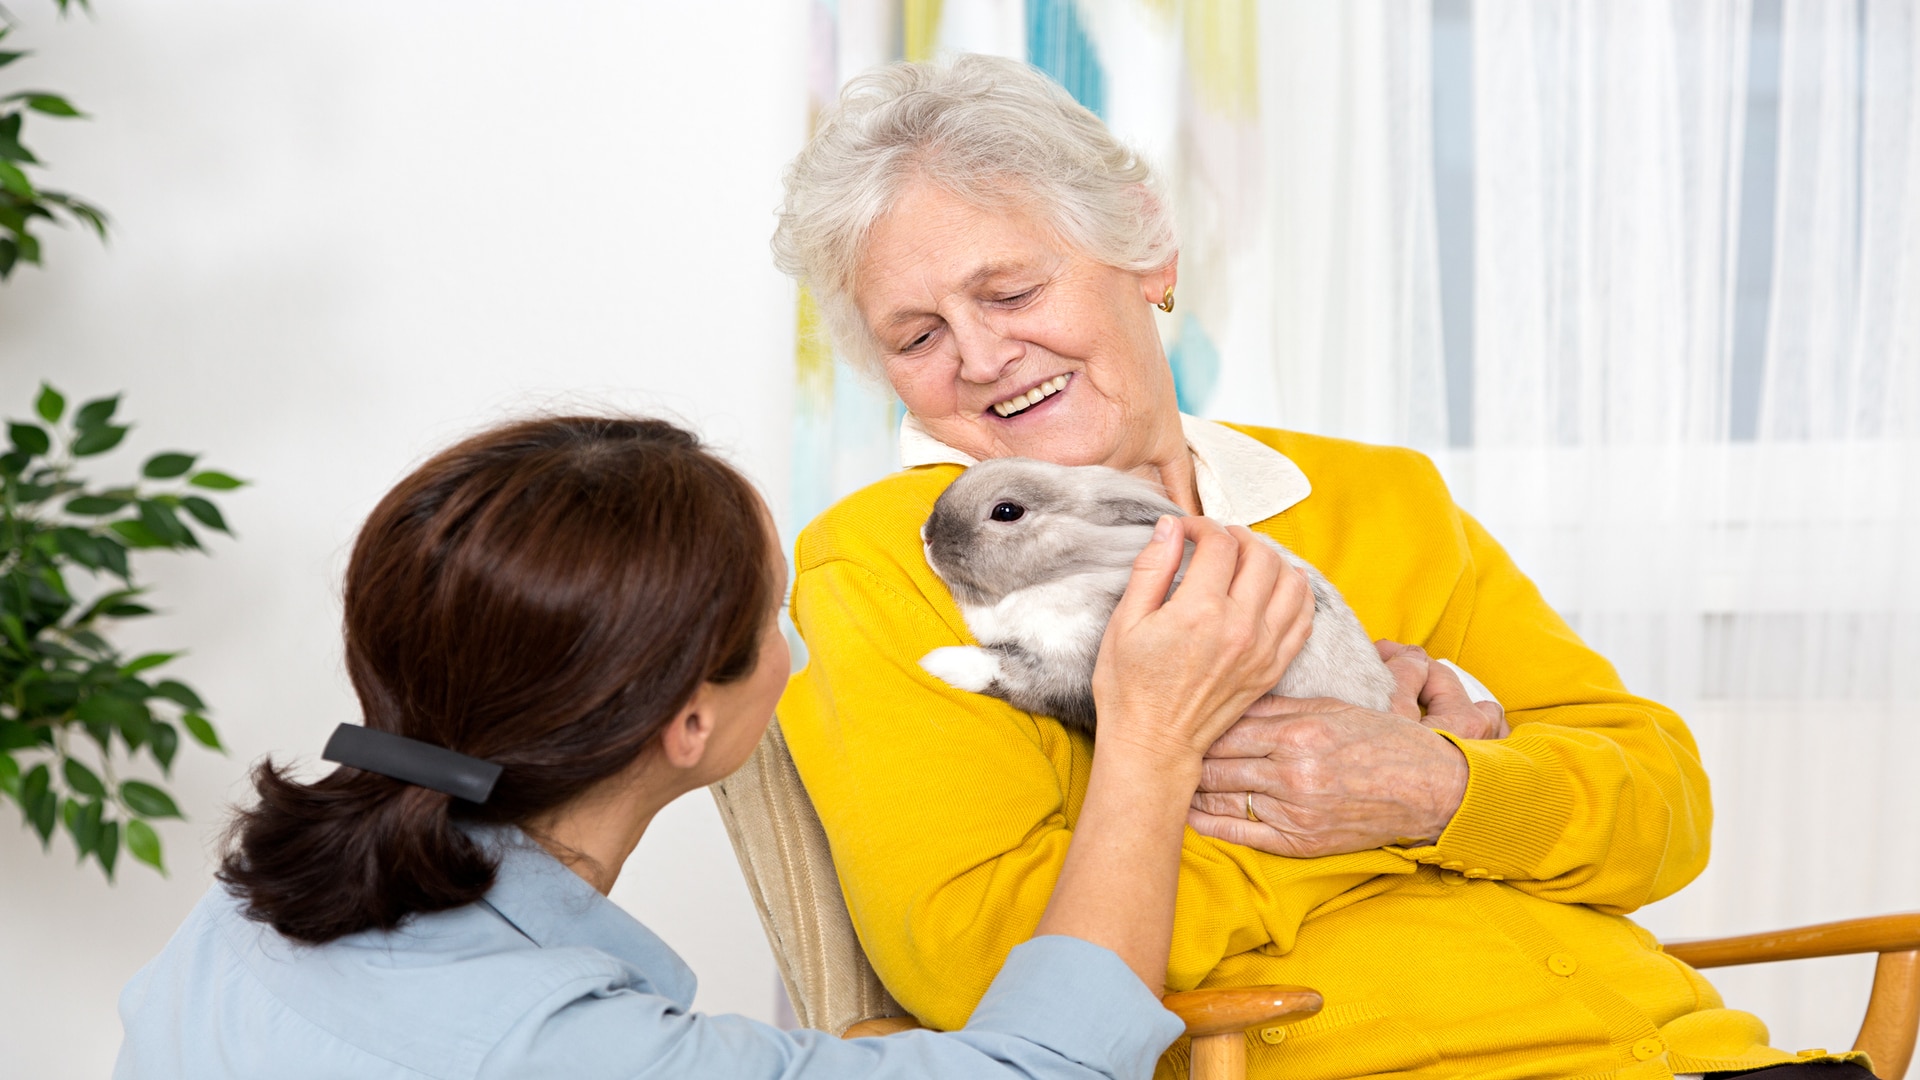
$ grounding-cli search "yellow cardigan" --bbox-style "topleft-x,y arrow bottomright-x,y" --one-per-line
780,424 -> 1849,1079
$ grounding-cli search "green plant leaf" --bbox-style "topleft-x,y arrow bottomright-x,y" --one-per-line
41,192 -> 108,239
179,495 -> 229,533
75,394 -> 119,430
76,585 -> 146,624
120,780 -> 181,820
63,494 -> 129,515
77,687 -> 152,749
96,819 -> 119,878
142,452 -> 195,479
121,651 -> 178,676
21,763 -> 55,844
149,721 -> 178,773
7,421 -> 49,455
0,720 -> 44,752
0,112 -> 34,163
75,692 -> 147,739
72,424 -> 128,457
0,752 -> 18,797
126,818 -> 163,872
3,92 -> 83,118
67,628 -> 111,654
181,712 -> 222,751
0,612 -> 30,652
138,499 -> 189,545
187,470 -> 244,490
152,680 -> 205,710
104,601 -> 153,617
52,527 -> 105,569
108,519 -> 166,548
96,536 -> 130,580
0,159 -> 34,199
35,383 -> 64,423
0,51 -> 28,71
61,797 -> 85,855
66,797 -> 102,858
21,762 -> 50,812
11,230 -> 41,265
0,237 -> 18,279
61,757 -> 106,799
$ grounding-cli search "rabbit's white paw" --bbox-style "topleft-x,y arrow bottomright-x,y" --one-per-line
921,646 -> 1000,692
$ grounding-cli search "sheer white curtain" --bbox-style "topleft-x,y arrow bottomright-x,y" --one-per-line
1225,0 -> 1920,1051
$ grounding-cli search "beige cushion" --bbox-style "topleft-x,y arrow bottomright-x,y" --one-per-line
709,719 -> 907,1035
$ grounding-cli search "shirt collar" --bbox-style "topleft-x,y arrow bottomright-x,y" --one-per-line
466,824 -> 699,1008
898,412 -> 1311,527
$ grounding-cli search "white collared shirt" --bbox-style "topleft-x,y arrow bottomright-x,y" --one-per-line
898,412 -> 1313,526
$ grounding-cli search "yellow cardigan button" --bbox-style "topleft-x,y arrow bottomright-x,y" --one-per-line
1547,953 -> 1579,976
1258,1026 -> 1289,1045
1632,1037 -> 1664,1061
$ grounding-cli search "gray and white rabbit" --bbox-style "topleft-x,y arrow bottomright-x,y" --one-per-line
919,457 -> 1397,731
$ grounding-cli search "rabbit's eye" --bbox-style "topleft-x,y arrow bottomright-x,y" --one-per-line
989,502 -> 1026,522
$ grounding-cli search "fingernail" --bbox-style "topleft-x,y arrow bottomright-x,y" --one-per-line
1154,517 -> 1178,542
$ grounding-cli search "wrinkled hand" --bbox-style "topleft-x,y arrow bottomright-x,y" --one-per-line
1186,641 -> 1504,857
1374,641 -> 1509,739
1091,516 -> 1314,764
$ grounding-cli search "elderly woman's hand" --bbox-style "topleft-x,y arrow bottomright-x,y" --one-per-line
1184,642 -> 1506,857
1090,517 -> 1315,765
1374,641 -> 1509,740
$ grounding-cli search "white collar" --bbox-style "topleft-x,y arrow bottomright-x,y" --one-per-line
897,412 -> 1311,527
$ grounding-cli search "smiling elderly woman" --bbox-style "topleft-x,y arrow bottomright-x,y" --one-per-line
771,56 -> 1846,1080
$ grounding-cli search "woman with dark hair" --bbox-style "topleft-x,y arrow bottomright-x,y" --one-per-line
113,415 -> 1311,1080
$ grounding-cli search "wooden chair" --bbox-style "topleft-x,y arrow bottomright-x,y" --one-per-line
712,721 -> 1919,1080
1664,915 -> 1920,1080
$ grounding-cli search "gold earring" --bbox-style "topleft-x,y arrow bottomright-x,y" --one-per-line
1157,285 -> 1175,314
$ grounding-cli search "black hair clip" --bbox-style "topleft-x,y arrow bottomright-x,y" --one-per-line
321,724 -> 503,805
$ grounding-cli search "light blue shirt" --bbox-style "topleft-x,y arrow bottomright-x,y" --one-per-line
114,828 -> 1183,1079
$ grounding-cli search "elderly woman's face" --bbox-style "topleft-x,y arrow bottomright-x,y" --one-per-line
853,181 -> 1181,471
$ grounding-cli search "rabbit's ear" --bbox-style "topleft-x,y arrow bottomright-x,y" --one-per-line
1090,497 -> 1180,526
1070,464 -> 1182,525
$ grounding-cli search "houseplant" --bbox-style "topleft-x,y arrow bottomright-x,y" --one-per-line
1,0 -> 109,278
0,384 -> 242,877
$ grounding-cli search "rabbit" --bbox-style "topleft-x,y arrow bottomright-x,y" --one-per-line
918,456 -> 1398,731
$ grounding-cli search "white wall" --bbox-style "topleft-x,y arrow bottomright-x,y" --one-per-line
0,3 -> 805,1075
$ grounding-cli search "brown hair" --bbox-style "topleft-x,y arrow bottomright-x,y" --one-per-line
218,416 -> 776,944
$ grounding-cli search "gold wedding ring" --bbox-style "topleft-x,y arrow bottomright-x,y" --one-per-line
1246,791 -> 1259,823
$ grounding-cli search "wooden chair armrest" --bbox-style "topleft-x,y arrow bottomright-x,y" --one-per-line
838,985 -> 1325,1041
1663,912 -> 1920,969
842,1015 -> 921,1038
1160,985 -> 1324,1038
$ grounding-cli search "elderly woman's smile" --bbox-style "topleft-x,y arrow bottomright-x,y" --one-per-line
854,180 -> 1190,505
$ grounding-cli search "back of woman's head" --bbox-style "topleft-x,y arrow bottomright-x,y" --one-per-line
219,416 -> 776,945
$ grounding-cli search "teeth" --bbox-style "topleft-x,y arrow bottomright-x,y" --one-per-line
992,375 -> 1070,417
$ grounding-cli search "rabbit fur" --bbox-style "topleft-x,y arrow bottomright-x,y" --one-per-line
919,457 -> 1396,731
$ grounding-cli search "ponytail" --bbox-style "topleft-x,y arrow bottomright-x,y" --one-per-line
217,417 -> 776,944
220,762 -> 494,944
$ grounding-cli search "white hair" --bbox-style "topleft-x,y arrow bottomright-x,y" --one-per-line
771,54 -> 1178,376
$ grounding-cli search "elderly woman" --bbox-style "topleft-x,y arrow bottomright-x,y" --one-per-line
772,56 -> 1858,1080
